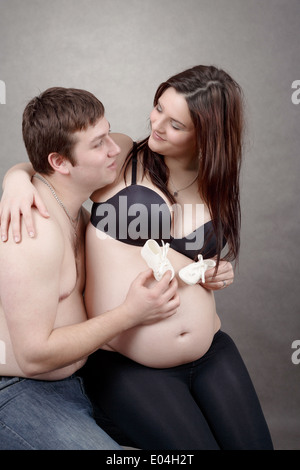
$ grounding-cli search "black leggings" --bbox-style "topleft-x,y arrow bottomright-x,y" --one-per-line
81,330 -> 273,450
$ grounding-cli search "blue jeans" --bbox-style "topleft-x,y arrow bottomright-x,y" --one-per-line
0,374 -> 121,450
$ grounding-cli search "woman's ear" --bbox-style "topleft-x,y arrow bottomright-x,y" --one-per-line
48,152 -> 70,175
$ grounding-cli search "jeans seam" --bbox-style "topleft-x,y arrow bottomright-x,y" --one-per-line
0,377 -> 26,392
0,420 -> 36,450
76,376 -> 90,399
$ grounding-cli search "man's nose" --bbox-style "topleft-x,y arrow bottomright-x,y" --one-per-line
108,138 -> 121,157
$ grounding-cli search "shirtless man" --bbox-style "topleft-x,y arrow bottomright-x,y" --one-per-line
0,87 -> 179,450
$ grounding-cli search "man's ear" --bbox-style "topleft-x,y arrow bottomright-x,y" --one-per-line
48,152 -> 70,175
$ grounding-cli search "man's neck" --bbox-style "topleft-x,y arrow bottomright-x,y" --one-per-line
35,173 -> 85,221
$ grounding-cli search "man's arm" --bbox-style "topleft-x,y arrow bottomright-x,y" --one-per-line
0,213 -> 179,377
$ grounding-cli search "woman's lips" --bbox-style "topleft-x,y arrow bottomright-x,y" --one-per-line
152,131 -> 166,141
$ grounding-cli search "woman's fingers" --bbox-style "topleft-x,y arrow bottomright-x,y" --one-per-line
201,261 -> 234,290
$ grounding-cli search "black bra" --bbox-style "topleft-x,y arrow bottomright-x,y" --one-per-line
90,144 -> 222,260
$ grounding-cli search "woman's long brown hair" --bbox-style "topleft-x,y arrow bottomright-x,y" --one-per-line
123,65 -> 244,265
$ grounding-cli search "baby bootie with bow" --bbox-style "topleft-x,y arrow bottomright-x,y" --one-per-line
141,239 -> 175,281
179,254 -> 216,285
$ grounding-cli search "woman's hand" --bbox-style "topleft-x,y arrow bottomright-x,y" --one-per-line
200,260 -> 234,290
0,168 -> 49,243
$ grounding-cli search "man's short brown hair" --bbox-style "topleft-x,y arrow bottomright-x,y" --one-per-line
22,87 -> 105,175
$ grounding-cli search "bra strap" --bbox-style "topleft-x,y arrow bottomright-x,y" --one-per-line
131,142 -> 137,185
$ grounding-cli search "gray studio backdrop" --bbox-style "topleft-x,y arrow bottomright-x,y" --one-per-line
0,0 -> 299,450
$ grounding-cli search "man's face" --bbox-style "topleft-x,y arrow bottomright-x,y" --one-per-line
70,116 -> 120,194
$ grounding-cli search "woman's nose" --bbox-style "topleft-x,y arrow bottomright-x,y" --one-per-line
152,116 -> 166,134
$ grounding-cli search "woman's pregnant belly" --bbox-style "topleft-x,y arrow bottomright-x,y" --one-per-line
84,226 -> 221,368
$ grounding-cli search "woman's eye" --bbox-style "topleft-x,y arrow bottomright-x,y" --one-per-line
156,104 -> 162,112
171,122 -> 181,130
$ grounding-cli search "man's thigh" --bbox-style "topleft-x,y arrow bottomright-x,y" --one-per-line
0,375 -> 120,450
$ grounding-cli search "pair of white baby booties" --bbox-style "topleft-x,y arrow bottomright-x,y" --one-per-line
141,239 -> 216,285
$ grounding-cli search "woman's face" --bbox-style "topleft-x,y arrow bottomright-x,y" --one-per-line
148,87 -> 197,160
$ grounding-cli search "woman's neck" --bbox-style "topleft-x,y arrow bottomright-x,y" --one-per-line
164,154 -> 199,178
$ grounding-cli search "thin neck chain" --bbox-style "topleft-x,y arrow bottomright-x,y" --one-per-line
169,173 -> 198,197
33,174 -> 81,228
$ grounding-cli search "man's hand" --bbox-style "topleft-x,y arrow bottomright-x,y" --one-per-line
123,269 -> 180,327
